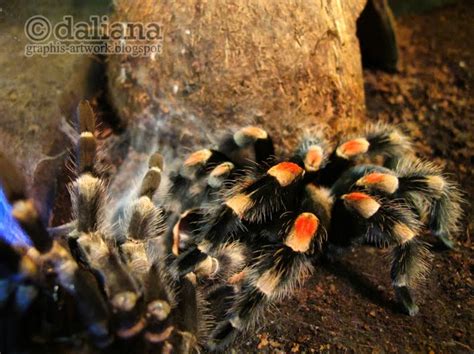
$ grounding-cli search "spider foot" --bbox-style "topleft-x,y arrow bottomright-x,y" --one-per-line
433,231 -> 455,250
394,285 -> 419,316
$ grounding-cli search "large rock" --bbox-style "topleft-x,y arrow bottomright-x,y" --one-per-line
107,0 -> 368,154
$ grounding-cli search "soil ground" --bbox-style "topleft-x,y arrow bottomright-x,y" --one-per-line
234,1 -> 473,353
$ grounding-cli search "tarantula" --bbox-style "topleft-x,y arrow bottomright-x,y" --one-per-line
0,101 -> 463,353
0,102 -> 206,353
169,120 -> 463,348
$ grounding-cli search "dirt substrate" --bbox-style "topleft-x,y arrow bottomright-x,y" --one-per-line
234,2 -> 473,353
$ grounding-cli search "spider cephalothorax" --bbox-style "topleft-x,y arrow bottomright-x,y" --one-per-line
0,101 -> 463,353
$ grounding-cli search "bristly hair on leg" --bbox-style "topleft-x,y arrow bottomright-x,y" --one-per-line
429,180 -> 464,249
208,245 -> 314,350
2,113 -> 467,351
390,237 -> 433,316
390,238 -> 432,289
363,122 -> 413,162
169,273 -> 213,351
394,157 -> 464,248
394,158 -> 447,196
120,153 -> 167,281
8,189 -> 113,346
69,174 -> 108,234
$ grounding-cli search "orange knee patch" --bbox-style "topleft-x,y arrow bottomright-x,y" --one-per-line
226,194 -> 253,217
208,162 -> 234,188
239,126 -> 268,139
362,172 -> 386,184
336,138 -> 370,159
356,172 -> 399,194
342,192 -> 371,201
342,192 -> 380,219
304,146 -> 323,172
211,162 -> 234,178
184,149 -> 212,167
267,162 -> 304,187
233,126 -> 268,147
285,213 -> 319,253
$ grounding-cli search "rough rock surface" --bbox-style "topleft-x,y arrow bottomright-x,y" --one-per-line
107,0 -> 367,155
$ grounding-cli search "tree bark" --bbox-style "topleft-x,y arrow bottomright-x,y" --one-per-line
107,0 -> 368,154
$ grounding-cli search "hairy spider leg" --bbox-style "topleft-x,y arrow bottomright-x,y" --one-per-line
69,100 -> 145,339
172,162 -> 305,278
208,210 -> 326,350
332,192 -> 431,316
